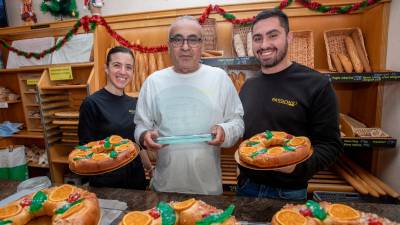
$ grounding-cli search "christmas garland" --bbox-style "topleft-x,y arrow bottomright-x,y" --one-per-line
296,0 -> 381,14
1,0 -> 382,59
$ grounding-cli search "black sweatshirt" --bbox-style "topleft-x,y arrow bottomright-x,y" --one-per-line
239,62 -> 343,189
78,88 -> 146,189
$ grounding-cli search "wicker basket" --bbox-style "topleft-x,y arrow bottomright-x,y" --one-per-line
202,18 -> 217,50
232,24 -> 252,57
288,30 -> 314,68
354,128 -> 390,138
324,27 -> 369,71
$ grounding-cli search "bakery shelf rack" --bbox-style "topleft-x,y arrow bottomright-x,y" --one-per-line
37,63 -> 94,183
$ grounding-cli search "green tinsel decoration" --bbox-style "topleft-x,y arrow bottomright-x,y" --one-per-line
40,0 -> 79,18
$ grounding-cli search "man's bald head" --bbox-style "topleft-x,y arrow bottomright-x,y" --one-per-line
168,15 -> 203,38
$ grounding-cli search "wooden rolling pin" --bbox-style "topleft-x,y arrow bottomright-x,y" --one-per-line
333,164 -> 369,195
341,156 -> 386,196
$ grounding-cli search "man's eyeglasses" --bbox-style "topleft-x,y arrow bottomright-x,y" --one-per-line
169,36 -> 202,48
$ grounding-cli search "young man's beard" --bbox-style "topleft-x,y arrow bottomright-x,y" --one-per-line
257,42 -> 288,68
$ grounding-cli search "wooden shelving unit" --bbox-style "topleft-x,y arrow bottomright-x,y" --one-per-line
18,73 -> 43,132
37,63 -> 94,183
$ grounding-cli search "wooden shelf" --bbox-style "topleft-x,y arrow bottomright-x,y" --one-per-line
0,62 -> 94,74
23,91 -> 38,94
1,100 -> 22,104
201,57 -> 400,83
11,130 -> 44,139
49,144 -> 71,164
52,157 -> 68,164
201,56 -> 258,67
342,137 -> 397,148
28,116 -> 41,119
25,103 -> 40,107
40,84 -> 87,90
28,162 -> 49,169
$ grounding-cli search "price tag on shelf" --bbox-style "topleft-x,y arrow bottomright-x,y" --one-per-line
26,79 -> 39,85
0,102 -> 8,108
49,66 -> 73,81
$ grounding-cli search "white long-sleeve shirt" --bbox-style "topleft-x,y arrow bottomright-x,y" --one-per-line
134,64 -> 244,195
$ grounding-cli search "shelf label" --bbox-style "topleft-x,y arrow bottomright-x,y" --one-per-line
0,102 -> 8,108
26,79 -> 39,85
49,66 -> 73,81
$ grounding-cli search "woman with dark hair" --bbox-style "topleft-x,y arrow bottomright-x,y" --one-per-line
78,46 -> 151,189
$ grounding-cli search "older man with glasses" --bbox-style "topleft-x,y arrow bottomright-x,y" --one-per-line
134,15 -> 244,195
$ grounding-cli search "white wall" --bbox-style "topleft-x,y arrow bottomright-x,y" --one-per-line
5,0 -> 266,27
378,0 -> 400,192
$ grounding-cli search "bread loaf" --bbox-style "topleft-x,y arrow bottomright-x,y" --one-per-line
135,52 -> 143,90
204,50 -> 223,56
351,32 -> 372,72
330,53 -> 344,72
233,34 -> 246,57
140,53 -> 149,87
148,53 -> 157,75
201,51 -> 215,58
344,36 -> 363,73
247,32 -> 253,56
156,52 -> 165,70
337,53 -> 353,73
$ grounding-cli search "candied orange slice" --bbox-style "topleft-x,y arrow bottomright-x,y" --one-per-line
72,150 -> 91,158
115,144 -> 130,152
123,211 -> 152,225
288,137 -> 305,147
276,209 -> 307,225
60,202 -> 84,218
86,141 -> 99,147
49,185 -> 74,202
109,135 -> 123,144
239,147 -> 257,156
249,136 -> 261,142
328,204 -> 360,221
172,198 -> 196,211
92,153 -> 109,161
272,132 -> 287,139
0,204 -> 22,219
267,147 -> 285,155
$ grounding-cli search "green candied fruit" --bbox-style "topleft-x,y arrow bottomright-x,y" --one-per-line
109,150 -> 118,159
306,200 -> 327,221
196,204 -> 235,225
55,199 -> 84,214
29,191 -> 47,213
157,201 -> 176,225
265,130 -> 273,140
250,148 -> 268,158
75,145 -> 91,150
104,141 -> 111,149
283,145 -> 296,152
246,141 -> 260,146
0,220 -> 12,225
73,152 -> 94,161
